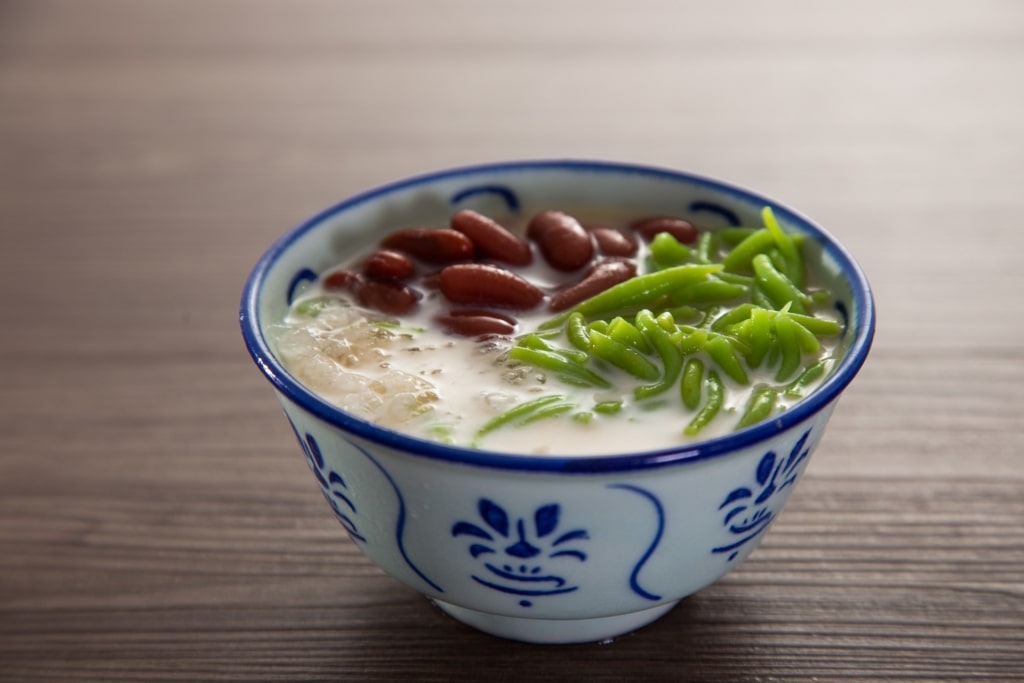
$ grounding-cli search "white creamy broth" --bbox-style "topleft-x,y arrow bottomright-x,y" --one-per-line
272,209 -> 841,456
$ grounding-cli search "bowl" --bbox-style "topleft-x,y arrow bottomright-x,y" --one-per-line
240,160 -> 875,644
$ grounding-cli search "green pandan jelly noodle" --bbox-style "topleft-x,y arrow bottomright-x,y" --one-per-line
273,206 -> 843,455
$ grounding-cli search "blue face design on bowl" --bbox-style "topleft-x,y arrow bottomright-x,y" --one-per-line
452,499 -> 589,607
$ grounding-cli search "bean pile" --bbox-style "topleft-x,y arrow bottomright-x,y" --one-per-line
320,208 -> 699,337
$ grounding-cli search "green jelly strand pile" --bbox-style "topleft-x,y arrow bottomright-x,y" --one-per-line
483,207 -> 842,443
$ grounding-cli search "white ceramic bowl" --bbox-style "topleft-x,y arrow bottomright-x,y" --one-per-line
240,160 -> 875,644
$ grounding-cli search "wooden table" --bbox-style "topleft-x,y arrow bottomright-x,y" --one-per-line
2,1 -> 1022,680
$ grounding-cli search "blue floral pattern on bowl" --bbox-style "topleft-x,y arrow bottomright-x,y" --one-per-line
448,483 -> 665,608
286,419 -> 366,543
452,499 -> 588,607
713,428 -> 813,561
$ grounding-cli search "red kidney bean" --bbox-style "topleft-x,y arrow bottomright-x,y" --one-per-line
382,228 -> 474,263
436,312 -> 517,338
589,226 -> 638,257
631,217 -> 698,245
363,249 -> 415,281
439,263 -> 544,309
526,211 -> 594,271
418,270 -> 442,290
549,258 -> 638,312
450,210 -> 533,266
445,308 -> 518,324
323,269 -> 360,291
356,279 -> 419,315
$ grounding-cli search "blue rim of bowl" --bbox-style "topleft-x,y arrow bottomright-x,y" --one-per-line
240,159 -> 875,473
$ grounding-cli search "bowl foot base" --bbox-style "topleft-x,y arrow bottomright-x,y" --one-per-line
432,599 -> 680,644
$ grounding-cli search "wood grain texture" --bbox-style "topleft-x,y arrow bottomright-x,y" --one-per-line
1,0 -> 1023,681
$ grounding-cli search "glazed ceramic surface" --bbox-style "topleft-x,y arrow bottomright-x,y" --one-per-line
240,160 -> 875,644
